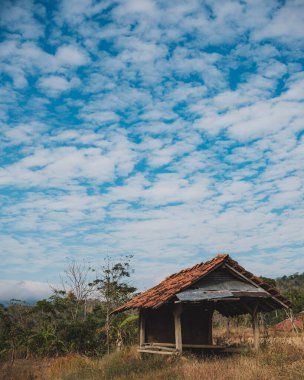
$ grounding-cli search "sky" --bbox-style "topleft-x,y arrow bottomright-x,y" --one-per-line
0,0 -> 304,301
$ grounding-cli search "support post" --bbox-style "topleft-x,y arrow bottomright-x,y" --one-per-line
226,317 -> 230,339
139,310 -> 145,347
207,309 -> 214,345
173,304 -> 183,353
252,302 -> 260,351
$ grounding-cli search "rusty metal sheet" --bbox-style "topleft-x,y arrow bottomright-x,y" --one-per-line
176,289 -> 234,301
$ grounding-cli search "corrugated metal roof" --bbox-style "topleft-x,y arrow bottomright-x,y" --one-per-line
176,289 -> 234,301
112,254 -> 292,313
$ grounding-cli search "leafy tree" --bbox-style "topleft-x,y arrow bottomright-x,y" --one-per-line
90,255 -> 137,353
276,272 -> 304,314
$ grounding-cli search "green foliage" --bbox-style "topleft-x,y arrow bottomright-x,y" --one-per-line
0,257 -> 138,360
255,272 -> 304,325
276,272 -> 304,314
90,255 -> 137,310
259,276 -> 277,288
90,255 -> 137,353
118,315 -> 139,329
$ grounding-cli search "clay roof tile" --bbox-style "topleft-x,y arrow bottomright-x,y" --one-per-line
112,253 -> 291,313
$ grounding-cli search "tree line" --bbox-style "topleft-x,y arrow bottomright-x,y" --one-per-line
0,256 -> 138,360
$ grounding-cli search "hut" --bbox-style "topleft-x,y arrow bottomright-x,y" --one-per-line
113,254 -> 291,355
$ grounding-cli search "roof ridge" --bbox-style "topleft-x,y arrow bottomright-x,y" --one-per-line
165,253 -> 229,280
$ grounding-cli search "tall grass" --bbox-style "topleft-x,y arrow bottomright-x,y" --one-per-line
43,349 -> 178,380
1,337 -> 304,380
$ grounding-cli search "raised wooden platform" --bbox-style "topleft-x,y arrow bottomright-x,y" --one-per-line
138,343 -> 177,355
138,342 -> 243,355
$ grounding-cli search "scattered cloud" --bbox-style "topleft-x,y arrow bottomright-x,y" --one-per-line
56,45 -> 89,66
0,0 -> 303,298
38,75 -> 80,95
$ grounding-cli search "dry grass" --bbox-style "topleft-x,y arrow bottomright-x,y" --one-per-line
1,337 -> 304,380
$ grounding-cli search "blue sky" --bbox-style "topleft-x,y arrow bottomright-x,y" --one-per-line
0,0 -> 304,300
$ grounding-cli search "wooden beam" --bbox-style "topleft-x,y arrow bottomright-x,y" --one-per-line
148,342 -> 227,349
252,301 -> 260,351
149,342 -> 177,347
147,344 -> 176,352
208,309 -> 213,345
182,344 -> 224,349
211,298 -> 241,301
139,310 -> 145,347
138,349 -> 175,355
173,304 -> 183,353
225,264 -> 260,289
225,264 -> 289,309
226,317 -> 230,339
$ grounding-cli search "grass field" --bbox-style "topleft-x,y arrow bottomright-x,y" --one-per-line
1,330 -> 304,380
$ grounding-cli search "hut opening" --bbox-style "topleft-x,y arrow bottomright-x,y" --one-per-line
112,254 -> 291,355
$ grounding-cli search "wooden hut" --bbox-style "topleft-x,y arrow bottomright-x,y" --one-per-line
113,254 -> 291,355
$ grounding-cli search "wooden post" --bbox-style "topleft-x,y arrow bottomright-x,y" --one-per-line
173,304 -> 183,353
208,309 -> 214,345
139,310 -> 145,347
252,302 -> 260,351
226,317 -> 230,339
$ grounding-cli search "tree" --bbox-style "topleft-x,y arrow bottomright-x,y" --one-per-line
90,255 -> 136,354
57,259 -> 94,321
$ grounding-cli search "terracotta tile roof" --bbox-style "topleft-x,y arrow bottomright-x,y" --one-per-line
275,318 -> 303,331
112,254 -> 291,313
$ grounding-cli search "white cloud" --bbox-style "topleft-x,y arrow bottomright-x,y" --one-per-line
0,0 -> 44,39
0,40 -> 88,92
57,0 -> 110,26
0,280 -> 52,301
0,132 -> 137,188
81,111 -> 119,124
38,75 -> 80,95
253,0 -> 304,42
2,122 -> 47,145
56,45 -> 88,66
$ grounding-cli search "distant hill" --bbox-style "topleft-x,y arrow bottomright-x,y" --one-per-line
0,298 -> 37,307
276,272 -> 304,313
